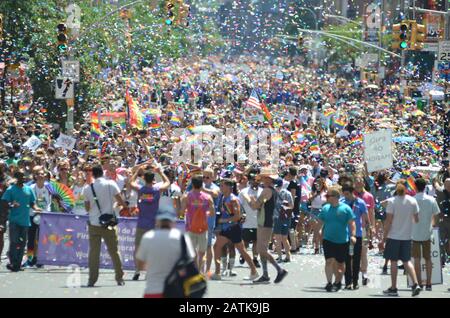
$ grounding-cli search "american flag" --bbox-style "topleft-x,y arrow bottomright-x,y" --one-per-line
246,90 -> 261,109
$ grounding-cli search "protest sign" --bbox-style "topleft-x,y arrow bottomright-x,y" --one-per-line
364,129 -> 393,172
23,135 -> 42,152
55,133 -> 76,151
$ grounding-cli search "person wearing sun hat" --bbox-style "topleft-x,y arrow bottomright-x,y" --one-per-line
247,166 -> 288,284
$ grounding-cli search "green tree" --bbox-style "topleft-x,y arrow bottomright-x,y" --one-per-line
0,0 -> 223,127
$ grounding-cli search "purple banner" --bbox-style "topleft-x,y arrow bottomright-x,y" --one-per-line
37,212 -> 185,270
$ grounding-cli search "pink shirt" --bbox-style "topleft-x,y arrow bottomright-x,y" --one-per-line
356,191 -> 375,210
185,191 -> 210,233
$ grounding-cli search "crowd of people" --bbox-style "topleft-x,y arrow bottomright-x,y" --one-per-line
0,54 -> 449,297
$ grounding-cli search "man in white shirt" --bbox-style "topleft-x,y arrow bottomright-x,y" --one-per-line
382,180 -> 421,297
136,211 -> 195,298
238,172 -> 262,267
83,165 -> 128,287
412,178 -> 440,291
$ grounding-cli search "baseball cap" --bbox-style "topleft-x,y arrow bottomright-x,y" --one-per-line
156,211 -> 177,222
274,178 -> 284,188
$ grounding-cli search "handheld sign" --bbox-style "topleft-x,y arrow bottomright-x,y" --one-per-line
364,129 -> 393,173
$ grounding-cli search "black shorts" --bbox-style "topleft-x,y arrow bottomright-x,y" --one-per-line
384,239 -> 411,262
323,239 -> 348,263
220,224 -> 242,244
242,228 -> 257,242
0,210 -> 7,230
375,211 -> 386,221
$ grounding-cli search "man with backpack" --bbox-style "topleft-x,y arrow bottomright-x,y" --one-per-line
136,210 -> 197,298
181,175 -> 215,272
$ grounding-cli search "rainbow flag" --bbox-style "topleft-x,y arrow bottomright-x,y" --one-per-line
187,125 -> 195,133
323,108 -> 336,117
90,113 -> 102,139
334,117 -> 347,130
406,176 -> 417,194
150,123 -> 161,131
19,104 -> 30,114
260,101 -> 272,121
291,131 -> 305,143
170,115 -> 182,127
126,89 -> 144,129
304,129 -> 317,141
350,135 -> 363,146
428,141 -> 441,154
292,145 -> 301,154
309,140 -> 320,154
239,120 -> 248,130
271,134 -> 282,145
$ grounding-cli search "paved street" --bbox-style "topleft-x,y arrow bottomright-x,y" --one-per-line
1,245 -> 449,298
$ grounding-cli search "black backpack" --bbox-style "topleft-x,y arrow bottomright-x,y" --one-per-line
163,234 -> 207,298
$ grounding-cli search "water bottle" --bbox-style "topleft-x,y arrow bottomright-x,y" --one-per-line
349,243 -> 354,256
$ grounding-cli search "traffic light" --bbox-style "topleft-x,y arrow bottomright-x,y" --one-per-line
411,21 -> 426,50
56,23 -> 68,54
165,2 -> 174,26
392,21 -> 410,50
298,36 -> 304,47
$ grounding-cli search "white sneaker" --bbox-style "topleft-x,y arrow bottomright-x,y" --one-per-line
222,270 -> 228,276
210,273 -> 222,281
244,272 -> 259,281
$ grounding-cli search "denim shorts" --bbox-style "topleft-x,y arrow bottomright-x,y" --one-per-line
273,218 -> 291,236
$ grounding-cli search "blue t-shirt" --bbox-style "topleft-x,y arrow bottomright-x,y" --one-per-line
340,197 -> 368,238
1,184 -> 36,227
318,203 -> 355,244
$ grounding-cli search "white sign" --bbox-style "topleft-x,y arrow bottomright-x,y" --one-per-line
366,3 -> 381,29
438,41 -> 450,62
62,61 -> 80,82
364,2 -> 381,42
359,53 -> 378,68
276,71 -> 284,80
55,77 -> 74,99
408,228 -> 443,286
111,99 -> 124,111
378,66 -> 385,80
200,70 -> 209,83
55,133 -> 76,151
364,129 -> 393,173
65,4 -> 81,29
23,136 -> 42,152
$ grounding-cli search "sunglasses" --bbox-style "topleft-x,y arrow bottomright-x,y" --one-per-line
59,168 -> 69,171
203,176 -> 210,179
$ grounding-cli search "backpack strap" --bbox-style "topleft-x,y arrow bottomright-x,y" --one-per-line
90,183 -> 103,215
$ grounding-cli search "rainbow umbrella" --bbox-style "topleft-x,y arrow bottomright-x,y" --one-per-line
45,180 -> 75,212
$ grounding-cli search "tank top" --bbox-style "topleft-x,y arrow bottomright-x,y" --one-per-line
258,187 -> 277,228
185,191 -> 210,233
218,193 -> 240,231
